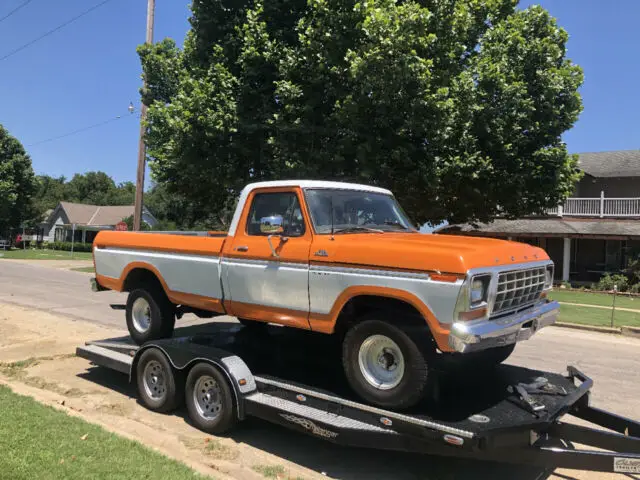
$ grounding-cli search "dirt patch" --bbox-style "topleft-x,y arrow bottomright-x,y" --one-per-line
0,302 -> 628,480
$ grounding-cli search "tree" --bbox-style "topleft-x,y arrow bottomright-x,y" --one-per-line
139,0 -> 583,228
0,125 -> 37,234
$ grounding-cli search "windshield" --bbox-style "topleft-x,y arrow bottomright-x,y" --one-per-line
304,189 -> 416,234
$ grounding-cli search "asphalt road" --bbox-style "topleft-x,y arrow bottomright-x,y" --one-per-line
1,259 -> 639,420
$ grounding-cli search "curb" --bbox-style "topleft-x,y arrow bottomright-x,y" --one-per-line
554,322 -> 621,335
621,326 -> 640,339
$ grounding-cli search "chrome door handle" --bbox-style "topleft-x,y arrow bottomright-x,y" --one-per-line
235,246 -> 249,252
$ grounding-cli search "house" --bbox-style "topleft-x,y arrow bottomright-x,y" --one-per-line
435,150 -> 640,284
41,202 -> 157,244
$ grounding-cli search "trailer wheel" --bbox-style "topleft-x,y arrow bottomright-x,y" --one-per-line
342,318 -> 430,410
136,348 -> 180,413
126,288 -> 175,345
185,363 -> 237,434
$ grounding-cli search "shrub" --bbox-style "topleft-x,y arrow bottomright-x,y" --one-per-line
48,241 -> 93,252
595,273 -> 629,292
630,283 -> 640,294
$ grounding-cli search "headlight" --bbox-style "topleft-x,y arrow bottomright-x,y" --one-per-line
544,265 -> 554,289
470,275 -> 490,306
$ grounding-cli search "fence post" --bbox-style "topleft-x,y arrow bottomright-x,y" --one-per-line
557,204 -> 563,217
611,285 -> 617,328
600,191 -> 605,218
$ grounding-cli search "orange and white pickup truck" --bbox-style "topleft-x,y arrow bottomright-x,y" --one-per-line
91,180 -> 559,409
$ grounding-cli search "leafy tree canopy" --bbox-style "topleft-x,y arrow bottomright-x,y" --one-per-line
0,125 -> 37,233
139,0 -> 583,227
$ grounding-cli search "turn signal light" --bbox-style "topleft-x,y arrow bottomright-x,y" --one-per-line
458,308 -> 487,321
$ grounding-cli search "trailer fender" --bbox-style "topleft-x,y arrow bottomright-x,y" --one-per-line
131,344 -> 256,420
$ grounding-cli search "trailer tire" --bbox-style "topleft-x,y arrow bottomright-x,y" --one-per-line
126,288 -> 175,345
185,363 -> 237,434
136,348 -> 181,413
343,318 -> 430,410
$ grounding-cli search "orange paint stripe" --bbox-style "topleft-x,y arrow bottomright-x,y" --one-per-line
310,260 -> 464,279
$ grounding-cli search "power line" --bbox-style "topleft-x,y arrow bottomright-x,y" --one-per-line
27,112 -> 137,147
0,0 -> 35,25
0,0 -> 115,62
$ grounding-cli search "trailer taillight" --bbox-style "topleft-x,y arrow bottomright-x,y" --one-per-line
443,434 -> 464,446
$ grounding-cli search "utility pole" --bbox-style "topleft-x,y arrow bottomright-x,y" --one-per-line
133,0 -> 156,231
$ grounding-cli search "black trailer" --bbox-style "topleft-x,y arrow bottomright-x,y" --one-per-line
76,323 -> 640,475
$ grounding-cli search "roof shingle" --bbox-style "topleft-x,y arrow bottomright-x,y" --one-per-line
578,150 -> 640,178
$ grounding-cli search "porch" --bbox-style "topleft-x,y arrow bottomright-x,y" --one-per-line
509,236 -> 640,284
53,225 -> 112,245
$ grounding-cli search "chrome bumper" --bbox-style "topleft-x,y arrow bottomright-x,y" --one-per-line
448,300 -> 559,353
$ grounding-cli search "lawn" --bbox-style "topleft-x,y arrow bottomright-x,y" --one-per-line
0,249 -> 93,261
557,303 -> 640,328
71,266 -> 95,273
549,289 -> 640,311
0,385 -> 208,480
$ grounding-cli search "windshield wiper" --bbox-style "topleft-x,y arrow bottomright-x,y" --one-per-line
383,221 -> 411,230
333,226 -> 384,234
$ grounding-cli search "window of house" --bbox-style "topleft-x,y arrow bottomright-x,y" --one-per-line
246,192 -> 305,237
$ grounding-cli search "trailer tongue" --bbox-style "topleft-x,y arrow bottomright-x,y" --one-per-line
77,325 -> 640,475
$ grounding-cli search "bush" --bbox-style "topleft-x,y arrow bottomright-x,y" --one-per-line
595,273 -> 629,292
630,283 -> 640,294
48,241 -> 93,252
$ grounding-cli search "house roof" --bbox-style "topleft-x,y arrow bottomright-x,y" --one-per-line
57,202 -> 138,226
436,218 -> 640,238
578,150 -> 640,178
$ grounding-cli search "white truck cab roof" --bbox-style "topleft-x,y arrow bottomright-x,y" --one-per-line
228,180 -> 393,235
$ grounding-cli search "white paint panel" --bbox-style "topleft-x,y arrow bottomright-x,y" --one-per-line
221,258 -> 309,312
94,248 -> 223,300
309,266 -> 462,324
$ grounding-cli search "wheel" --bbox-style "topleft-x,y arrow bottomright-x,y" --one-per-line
126,288 -> 175,345
238,318 -> 267,329
342,317 -> 431,410
185,363 -> 237,434
136,348 -> 181,413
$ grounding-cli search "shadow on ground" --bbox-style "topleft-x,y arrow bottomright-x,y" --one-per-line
77,321 -> 555,480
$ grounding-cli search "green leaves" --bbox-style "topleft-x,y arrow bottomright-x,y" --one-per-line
139,0 -> 583,228
0,125 -> 37,233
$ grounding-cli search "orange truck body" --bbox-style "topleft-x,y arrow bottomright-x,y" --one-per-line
93,181 -> 558,354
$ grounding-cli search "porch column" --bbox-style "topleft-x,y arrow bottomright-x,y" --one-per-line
82,229 -> 86,244
562,237 -> 571,282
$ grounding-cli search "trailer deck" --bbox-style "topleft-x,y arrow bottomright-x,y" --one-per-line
77,323 -> 640,474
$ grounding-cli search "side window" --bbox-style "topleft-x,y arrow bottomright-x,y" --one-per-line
246,192 -> 306,237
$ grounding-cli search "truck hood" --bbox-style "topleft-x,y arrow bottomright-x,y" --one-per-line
315,233 -> 550,274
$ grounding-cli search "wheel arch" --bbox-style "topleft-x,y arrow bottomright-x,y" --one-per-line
321,287 -> 451,352
121,263 -> 170,297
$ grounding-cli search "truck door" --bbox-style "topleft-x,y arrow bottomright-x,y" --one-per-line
222,188 -> 312,329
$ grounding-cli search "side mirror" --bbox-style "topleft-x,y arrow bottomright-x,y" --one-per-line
260,215 -> 284,235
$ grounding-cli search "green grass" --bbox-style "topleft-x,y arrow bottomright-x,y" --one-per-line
71,266 -> 95,273
0,249 -> 92,260
549,289 -> 640,311
0,385 -> 208,480
557,303 -> 640,328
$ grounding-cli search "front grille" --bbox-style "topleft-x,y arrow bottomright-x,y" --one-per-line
492,266 -> 546,315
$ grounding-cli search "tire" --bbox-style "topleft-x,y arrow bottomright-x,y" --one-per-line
136,348 -> 181,413
342,317 -> 431,410
126,288 -> 175,345
185,363 -> 237,434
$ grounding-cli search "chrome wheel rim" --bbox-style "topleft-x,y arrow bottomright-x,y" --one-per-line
193,375 -> 223,419
358,335 -> 405,390
132,297 -> 151,333
142,360 -> 167,400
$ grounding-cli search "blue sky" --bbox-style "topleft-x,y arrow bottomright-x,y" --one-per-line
0,0 -> 638,189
